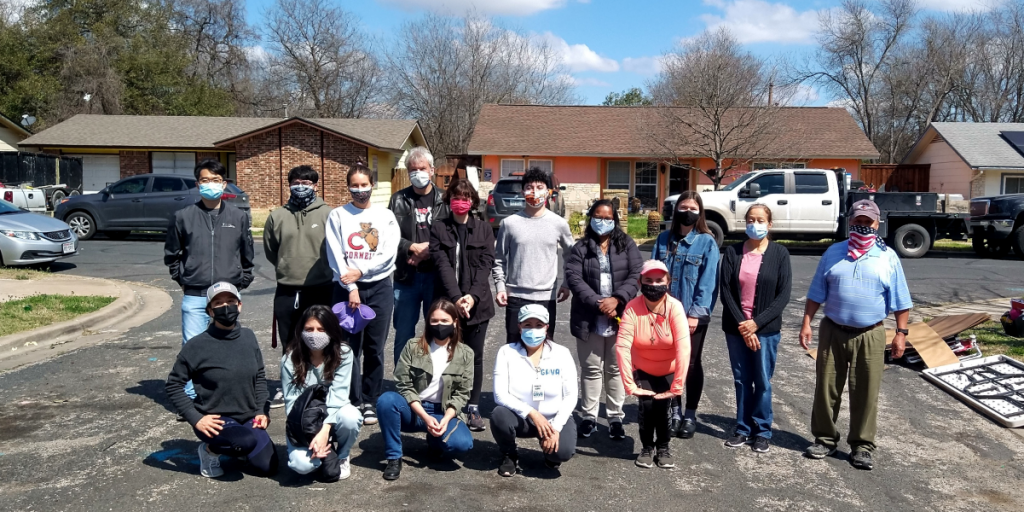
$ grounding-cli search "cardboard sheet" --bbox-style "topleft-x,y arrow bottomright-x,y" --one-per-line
886,323 -> 959,368
925,313 -> 992,340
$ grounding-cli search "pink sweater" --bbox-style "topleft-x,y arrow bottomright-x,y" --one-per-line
615,295 -> 691,395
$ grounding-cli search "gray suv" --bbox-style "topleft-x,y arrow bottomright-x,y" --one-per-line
485,174 -> 566,230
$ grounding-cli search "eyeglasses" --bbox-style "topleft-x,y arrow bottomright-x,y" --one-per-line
198,178 -> 225,185
291,180 -> 315,186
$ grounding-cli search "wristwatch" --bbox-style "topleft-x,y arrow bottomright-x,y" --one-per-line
895,328 -> 909,335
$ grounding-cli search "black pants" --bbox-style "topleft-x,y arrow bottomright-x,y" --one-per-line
333,278 -> 394,407
193,416 -> 278,476
490,406 -> 576,464
636,369 -> 673,451
673,323 -> 709,412
461,319 -> 489,406
504,296 -> 556,344
273,283 -> 334,351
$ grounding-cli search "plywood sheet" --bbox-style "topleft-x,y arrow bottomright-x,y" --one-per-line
886,323 -> 959,368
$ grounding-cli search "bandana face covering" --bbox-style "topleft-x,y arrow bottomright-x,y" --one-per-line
524,189 -> 548,207
848,224 -> 880,260
289,184 -> 316,209
349,186 -> 372,204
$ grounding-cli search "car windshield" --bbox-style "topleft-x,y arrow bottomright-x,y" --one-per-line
494,180 -> 523,195
226,183 -> 243,194
0,200 -> 23,214
720,173 -> 756,191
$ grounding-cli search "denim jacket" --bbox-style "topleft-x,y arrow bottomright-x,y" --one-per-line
651,229 -> 720,323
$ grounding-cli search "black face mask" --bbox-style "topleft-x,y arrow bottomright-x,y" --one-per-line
211,304 -> 239,327
427,323 -> 455,341
640,284 -> 668,302
675,210 -> 700,227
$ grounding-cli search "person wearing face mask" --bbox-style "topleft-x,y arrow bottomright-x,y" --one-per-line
377,298 -> 475,481
281,305 -> 362,481
799,199 -> 912,471
429,178 -> 495,432
326,162 -> 400,426
616,260 -> 690,469
164,159 -> 254,415
166,282 -> 276,479
564,199 -> 642,440
491,304 -> 578,477
650,190 -> 719,439
718,204 -> 792,453
388,148 -> 451,365
264,165 -> 335,408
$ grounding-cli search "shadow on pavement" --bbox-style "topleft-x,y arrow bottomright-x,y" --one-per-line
126,380 -> 176,414
698,413 -> 813,454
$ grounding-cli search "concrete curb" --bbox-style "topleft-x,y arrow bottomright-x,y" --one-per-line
0,279 -> 141,350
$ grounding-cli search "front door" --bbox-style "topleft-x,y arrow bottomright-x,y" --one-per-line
669,165 -> 690,196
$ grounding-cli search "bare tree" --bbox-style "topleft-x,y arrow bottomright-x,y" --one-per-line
384,12 -> 577,158
951,2 -> 1024,123
168,0 -> 254,102
647,28 -> 785,189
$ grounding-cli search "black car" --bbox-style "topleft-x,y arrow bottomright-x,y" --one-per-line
969,193 -> 1024,258
54,173 -> 250,240
485,173 -> 566,230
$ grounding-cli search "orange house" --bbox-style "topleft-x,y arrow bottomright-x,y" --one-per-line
467,104 -> 878,216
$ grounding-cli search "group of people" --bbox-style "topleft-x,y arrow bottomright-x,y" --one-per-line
164,149 -> 913,483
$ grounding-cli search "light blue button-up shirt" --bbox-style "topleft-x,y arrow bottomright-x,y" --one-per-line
807,241 -> 913,328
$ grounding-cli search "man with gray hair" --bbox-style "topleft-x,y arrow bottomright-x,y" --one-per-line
388,146 -> 450,363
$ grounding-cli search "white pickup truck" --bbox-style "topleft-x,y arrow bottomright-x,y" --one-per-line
660,168 -> 968,258
0,183 -> 47,212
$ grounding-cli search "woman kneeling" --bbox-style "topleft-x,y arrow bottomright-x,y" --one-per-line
282,305 -> 362,481
377,298 -> 475,481
492,304 -> 579,477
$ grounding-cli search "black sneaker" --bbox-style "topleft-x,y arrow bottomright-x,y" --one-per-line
382,458 -> 402,480
578,419 -> 597,438
466,405 -> 486,432
804,443 -> 837,459
319,447 -> 341,482
655,449 -> 675,468
609,421 -> 626,440
679,418 -> 697,439
635,448 -> 655,468
751,436 -> 770,453
544,459 -> 561,470
362,404 -> 378,426
850,450 -> 874,470
497,453 -> 520,477
724,433 -> 751,448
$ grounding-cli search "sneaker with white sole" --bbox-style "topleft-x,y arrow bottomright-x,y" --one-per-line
197,443 -> 223,478
338,458 -> 351,480
269,388 -> 285,409
362,404 -> 378,426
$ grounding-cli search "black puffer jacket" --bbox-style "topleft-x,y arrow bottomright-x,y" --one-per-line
564,236 -> 643,340
388,185 -> 450,283
429,217 -> 495,326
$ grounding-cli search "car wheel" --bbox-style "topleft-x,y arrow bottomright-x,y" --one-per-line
1010,228 -> 1024,260
892,224 -> 930,259
973,235 -> 1008,257
705,220 -> 725,247
104,231 -> 131,240
50,189 -> 67,207
66,211 -> 96,240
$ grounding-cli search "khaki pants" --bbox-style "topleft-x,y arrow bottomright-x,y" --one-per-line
576,333 -> 625,422
811,318 -> 885,453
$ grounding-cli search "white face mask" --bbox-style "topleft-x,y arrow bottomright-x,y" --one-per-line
409,171 -> 430,189
301,331 -> 330,351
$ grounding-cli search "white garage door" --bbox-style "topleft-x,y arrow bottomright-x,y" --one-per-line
67,154 -> 121,193
152,152 -> 196,175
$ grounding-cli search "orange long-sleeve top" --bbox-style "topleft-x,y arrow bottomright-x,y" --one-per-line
615,295 -> 692,395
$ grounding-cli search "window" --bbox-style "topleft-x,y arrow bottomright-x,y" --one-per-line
108,177 -> 148,195
500,159 -> 525,178
528,159 -> 553,174
607,161 -> 630,190
634,161 -> 659,209
151,177 -> 186,193
494,180 -> 523,195
794,173 -> 829,194
152,152 -> 197,175
1004,175 -> 1024,194
753,162 -> 806,170
749,173 -> 785,195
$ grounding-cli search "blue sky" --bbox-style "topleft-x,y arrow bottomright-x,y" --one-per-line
245,0 -> 987,105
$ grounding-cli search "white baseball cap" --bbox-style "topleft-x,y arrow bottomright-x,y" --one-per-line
518,304 -> 549,324
206,281 -> 241,305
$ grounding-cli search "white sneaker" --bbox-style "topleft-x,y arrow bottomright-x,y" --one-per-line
338,457 -> 351,480
198,444 -> 223,478
269,388 -> 285,409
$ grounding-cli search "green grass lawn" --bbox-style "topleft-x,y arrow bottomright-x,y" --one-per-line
250,208 -> 270,229
960,320 -> 1024,362
627,214 -> 650,239
0,295 -> 116,337
0,267 -> 53,280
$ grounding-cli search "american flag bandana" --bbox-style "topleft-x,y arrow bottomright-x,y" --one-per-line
848,224 -> 884,260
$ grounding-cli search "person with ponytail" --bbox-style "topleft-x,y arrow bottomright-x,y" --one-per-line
650,190 -> 719,439
719,204 -> 791,454
376,298 -> 475,481
281,305 -> 362,480
564,199 -> 642,440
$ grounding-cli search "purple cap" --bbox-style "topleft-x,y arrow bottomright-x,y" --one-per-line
850,199 -> 880,222
332,302 -> 377,334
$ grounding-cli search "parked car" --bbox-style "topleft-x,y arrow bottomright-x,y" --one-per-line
969,193 -> 1024,258
659,168 -> 968,258
0,199 -> 78,266
485,173 -> 566,230
0,182 -> 47,212
53,174 -> 250,240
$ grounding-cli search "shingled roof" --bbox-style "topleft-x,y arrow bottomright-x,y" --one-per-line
466,104 -> 879,159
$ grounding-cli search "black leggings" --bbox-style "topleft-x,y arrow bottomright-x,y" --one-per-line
334,278 -> 394,407
674,324 -> 708,412
193,416 -> 278,476
461,319 -> 489,406
504,296 -> 556,344
273,283 -> 334,351
635,370 -> 673,451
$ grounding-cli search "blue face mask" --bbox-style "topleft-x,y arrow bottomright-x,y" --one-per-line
199,182 -> 224,200
521,327 -> 547,347
590,218 -> 615,236
746,222 -> 769,240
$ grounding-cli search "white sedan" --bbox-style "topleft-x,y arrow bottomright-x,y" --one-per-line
0,200 -> 78,266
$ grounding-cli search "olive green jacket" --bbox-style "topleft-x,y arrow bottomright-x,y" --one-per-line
394,338 -> 474,422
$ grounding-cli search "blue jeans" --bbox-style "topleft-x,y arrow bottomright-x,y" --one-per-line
377,391 -> 474,460
725,332 -> 781,439
392,273 -> 435,364
180,294 -> 210,400
286,404 -> 362,474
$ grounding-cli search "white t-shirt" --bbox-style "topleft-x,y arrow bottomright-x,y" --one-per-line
418,341 -> 450,403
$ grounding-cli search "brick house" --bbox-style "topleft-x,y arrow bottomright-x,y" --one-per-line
902,122 -> 1024,199
466,104 -> 878,216
19,115 -> 428,208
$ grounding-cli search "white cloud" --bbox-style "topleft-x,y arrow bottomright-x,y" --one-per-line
562,75 -> 611,87
778,83 -> 819,106
244,45 -> 271,64
622,56 -> 665,75
699,0 -> 820,44
917,0 -> 1001,11
378,0 -> 568,16
536,32 -> 618,72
